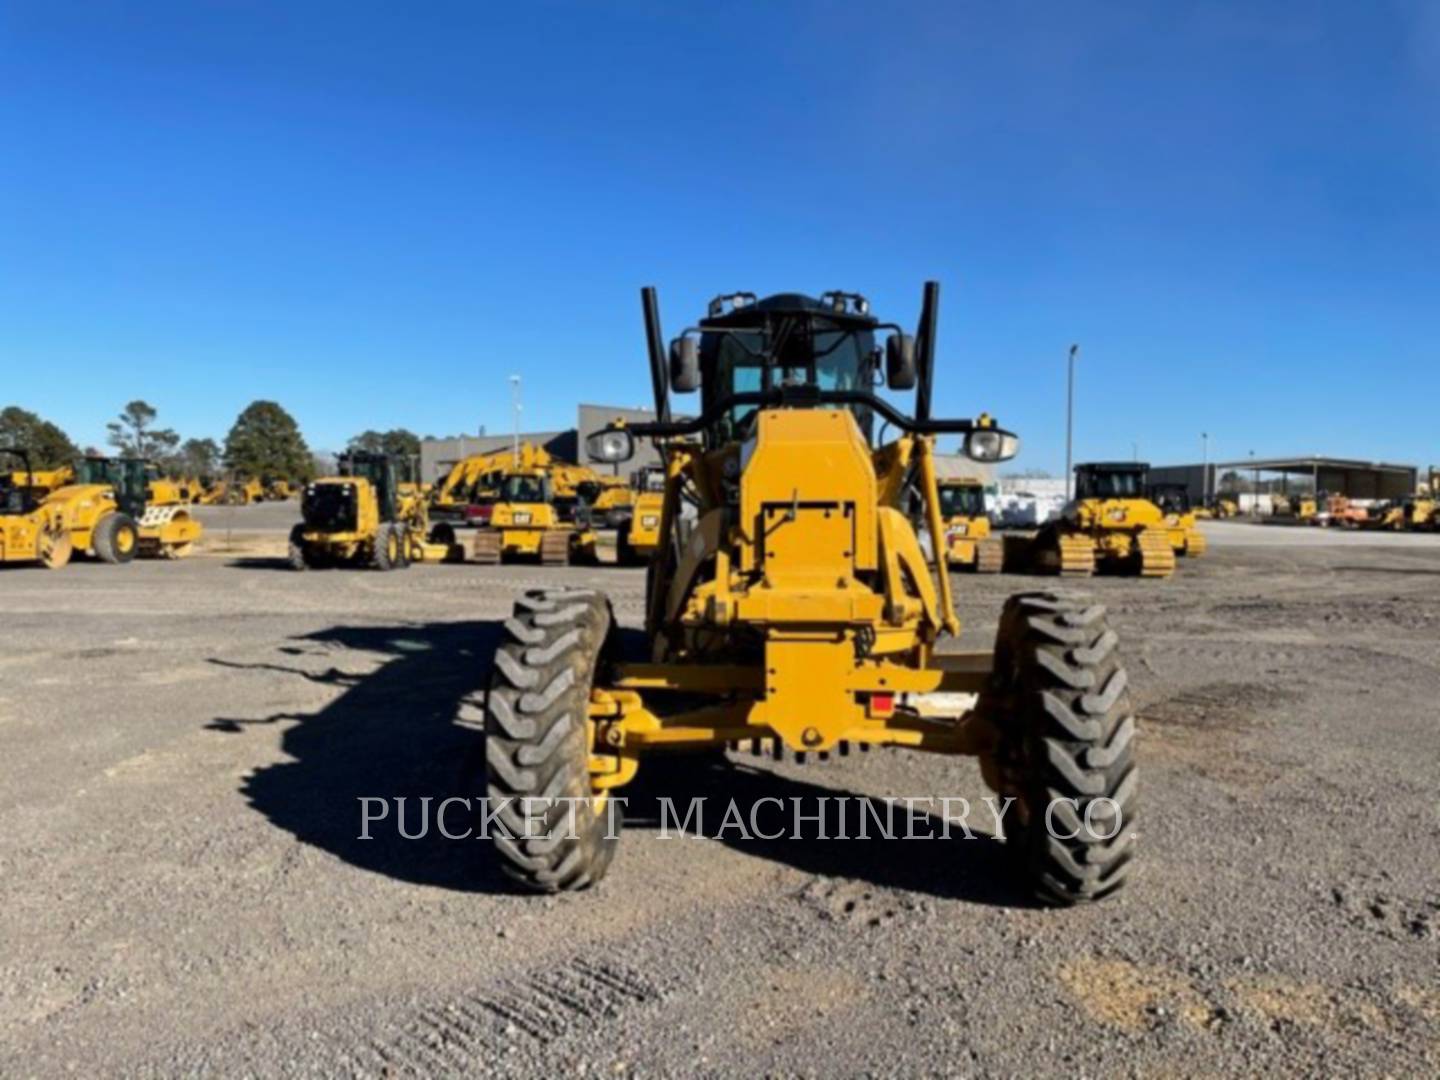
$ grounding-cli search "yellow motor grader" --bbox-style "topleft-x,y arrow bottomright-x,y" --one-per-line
289,451 -> 459,570
1030,463 -> 1176,578
935,476 -> 1003,572
472,469 -> 598,565
1147,483 -> 1208,557
0,448 -> 74,568
477,283 -> 1137,905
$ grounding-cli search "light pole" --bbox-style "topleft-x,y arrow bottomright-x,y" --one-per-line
1132,441 -> 1139,463
509,375 -> 522,465
1201,432 -> 1209,503
1065,344 -> 1078,500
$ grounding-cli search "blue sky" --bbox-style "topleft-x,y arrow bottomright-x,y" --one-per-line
3,1 -> 1437,470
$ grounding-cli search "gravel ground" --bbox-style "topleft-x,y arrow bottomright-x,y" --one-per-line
1,526 -> 1438,1076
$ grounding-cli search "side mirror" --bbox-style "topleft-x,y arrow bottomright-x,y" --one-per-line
885,333 -> 916,390
669,336 -> 700,392
586,427 -> 635,464
963,428 -> 1020,463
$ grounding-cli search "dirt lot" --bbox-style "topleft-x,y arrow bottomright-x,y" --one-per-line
2,524 -> 1438,1076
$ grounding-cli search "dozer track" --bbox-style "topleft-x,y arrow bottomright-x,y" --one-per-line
1184,528 -> 1208,557
540,530 -> 571,566
1136,528 -> 1176,578
975,537 -> 1004,574
473,531 -> 502,564
1054,532 -> 1097,577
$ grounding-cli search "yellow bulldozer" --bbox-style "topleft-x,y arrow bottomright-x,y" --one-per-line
476,283 -> 1137,905
472,467 -> 598,565
1147,483 -> 1208,557
0,448 -> 75,568
934,476 -> 1003,573
1031,463 -> 1177,577
612,465 -> 666,566
290,451 -> 459,570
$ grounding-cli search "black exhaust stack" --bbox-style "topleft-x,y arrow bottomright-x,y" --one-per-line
640,287 -> 671,424
914,280 -> 940,422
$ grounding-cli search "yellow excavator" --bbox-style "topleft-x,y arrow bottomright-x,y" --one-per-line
934,476 -> 1003,573
431,443 -> 553,527
1032,463 -> 1177,577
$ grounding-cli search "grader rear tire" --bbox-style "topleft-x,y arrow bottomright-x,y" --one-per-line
483,588 -> 619,891
980,592 -> 1137,905
93,513 -> 140,565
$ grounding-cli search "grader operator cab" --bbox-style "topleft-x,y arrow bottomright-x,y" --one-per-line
478,283 -> 1137,905
290,451 -> 459,570
73,456 -> 203,559
1029,462 -> 1176,578
0,448 -> 74,568
935,476 -> 1003,573
472,469 -> 599,565
1147,482 -> 1208,558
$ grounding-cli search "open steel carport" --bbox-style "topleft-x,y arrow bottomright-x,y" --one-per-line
1151,457 -> 1418,502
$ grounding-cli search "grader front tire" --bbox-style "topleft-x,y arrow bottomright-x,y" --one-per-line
982,592 -> 1137,906
372,524 -> 403,571
483,588 -> 618,892
287,525 -> 310,571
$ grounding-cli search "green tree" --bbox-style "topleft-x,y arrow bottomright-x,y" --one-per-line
0,406 -> 81,468
177,437 -> 222,480
106,400 -> 180,459
224,401 -> 311,481
348,428 -> 422,460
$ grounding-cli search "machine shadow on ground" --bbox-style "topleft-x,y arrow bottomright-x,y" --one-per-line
206,619 -> 511,893
204,619 -> 1034,906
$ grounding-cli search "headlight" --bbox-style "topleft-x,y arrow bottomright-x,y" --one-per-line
586,428 -> 635,464
963,428 -> 1020,463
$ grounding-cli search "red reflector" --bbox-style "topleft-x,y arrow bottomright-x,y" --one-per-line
870,693 -> 895,714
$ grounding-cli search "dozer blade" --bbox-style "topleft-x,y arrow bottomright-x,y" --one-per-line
1137,528 -> 1176,578
473,531 -> 502,564
975,537 -> 1004,574
540,530 -> 571,566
